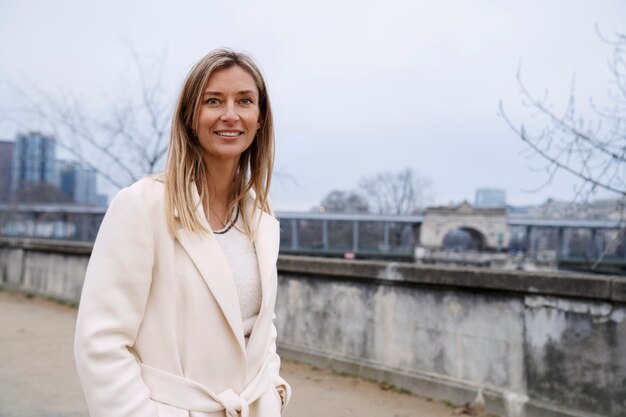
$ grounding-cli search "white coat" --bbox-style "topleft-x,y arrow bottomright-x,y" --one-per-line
74,177 -> 291,417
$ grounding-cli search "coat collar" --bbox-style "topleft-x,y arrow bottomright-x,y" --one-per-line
173,183 -> 280,360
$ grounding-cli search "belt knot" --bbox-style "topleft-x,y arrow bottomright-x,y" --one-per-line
217,388 -> 249,417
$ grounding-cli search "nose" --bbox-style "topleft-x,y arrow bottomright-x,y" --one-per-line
220,101 -> 240,123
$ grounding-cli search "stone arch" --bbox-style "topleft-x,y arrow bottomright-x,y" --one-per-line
440,226 -> 488,251
419,203 -> 509,251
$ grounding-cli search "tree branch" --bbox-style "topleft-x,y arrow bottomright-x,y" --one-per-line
499,101 -> 626,197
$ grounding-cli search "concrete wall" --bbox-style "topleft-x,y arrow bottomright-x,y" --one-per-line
276,257 -> 626,417
1,237 -> 625,417
0,237 -> 91,304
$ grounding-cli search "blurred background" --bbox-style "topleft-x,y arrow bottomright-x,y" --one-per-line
1,0 -> 624,206
2,0 -> 625,272
1,1 -> 625,417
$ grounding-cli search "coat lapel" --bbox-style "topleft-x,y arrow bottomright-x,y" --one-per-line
174,185 -> 246,356
244,197 -> 280,371
173,187 -> 280,365
248,198 -> 280,302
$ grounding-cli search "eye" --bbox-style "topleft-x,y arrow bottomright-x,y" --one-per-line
205,97 -> 220,105
240,97 -> 254,105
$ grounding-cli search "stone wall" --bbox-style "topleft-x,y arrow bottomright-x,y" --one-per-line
1,237 -> 624,417
276,256 -> 626,417
0,237 -> 91,304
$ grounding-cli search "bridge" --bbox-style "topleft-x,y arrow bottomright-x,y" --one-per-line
2,203 -> 625,273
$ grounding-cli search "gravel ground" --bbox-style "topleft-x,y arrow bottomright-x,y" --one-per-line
0,290 -> 455,417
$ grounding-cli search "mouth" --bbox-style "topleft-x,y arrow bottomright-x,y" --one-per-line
214,130 -> 244,138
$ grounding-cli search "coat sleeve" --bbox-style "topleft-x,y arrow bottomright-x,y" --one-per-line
266,203 -> 292,412
267,310 -> 292,413
74,187 -> 158,417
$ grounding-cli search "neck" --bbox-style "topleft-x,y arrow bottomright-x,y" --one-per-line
204,156 -> 239,206
203,156 -> 240,231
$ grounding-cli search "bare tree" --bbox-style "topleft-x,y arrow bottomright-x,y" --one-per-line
315,190 -> 370,214
10,47 -> 172,189
500,29 -> 625,200
359,168 -> 432,215
500,28 -> 626,268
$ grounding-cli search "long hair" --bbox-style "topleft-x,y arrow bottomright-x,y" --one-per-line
164,48 -> 274,237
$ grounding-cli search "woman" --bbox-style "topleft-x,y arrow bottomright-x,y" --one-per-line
74,49 -> 291,417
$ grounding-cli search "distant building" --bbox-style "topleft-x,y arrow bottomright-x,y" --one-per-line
96,194 -> 108,207
0,140 -> 14,202
11,132 -> 57,191
509,197 -> 626,221
475,188 -> 506,208
59,161 -> 98,205
586,198 -> 626,221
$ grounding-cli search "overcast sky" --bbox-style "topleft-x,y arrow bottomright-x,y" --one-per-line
1,0 -> 625,210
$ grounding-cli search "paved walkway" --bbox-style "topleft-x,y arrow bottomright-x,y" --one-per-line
0,290 -> 454,417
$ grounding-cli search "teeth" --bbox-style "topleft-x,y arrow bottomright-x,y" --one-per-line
216,131 -> 241,137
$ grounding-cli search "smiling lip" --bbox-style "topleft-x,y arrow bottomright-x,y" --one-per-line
214,130 -> 243,137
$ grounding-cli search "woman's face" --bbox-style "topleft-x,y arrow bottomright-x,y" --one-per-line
197,65 -> 261,167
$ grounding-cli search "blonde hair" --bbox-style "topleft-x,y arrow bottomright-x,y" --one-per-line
164,48 -> 274,237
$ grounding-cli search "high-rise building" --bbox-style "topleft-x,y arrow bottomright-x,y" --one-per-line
59,161 -> 98,205
11,132 -> 57,191
96,193 -> 108,207
0,140 -> 14,202
475,188 -> 507,208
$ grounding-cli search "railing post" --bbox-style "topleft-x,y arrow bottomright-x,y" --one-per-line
383,222 -> 390,252
352,221 -> 359,253
291,219 -> 299,251
322,220 -> 329,250
591,228 -> 603,260
525,226 -> 532,255
558,227 -> 571,258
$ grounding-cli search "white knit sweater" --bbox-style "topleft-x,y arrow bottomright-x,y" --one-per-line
213,215 -> 261,343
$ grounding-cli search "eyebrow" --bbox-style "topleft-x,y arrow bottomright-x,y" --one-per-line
203,90 -> 257,96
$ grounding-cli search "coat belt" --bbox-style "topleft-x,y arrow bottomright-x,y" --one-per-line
140,362 -> 271,417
